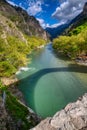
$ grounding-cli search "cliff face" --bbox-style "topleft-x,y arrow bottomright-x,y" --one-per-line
0,89 -> 41,130
0,0 -> 48,40
83,2 -> 87,15
31,93 -> 87,130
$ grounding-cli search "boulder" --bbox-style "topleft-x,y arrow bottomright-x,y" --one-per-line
31,93 -> 87,130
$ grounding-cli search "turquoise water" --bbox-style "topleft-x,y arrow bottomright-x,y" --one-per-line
17,43 -> 87,118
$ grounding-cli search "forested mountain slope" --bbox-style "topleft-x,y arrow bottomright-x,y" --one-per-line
64,2 -> 87,35
0,0 -> 48,77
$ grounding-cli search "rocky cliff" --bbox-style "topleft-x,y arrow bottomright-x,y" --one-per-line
0,0 -> 48,40
0,79 -> 42,130
0,0 -> 49,77
31,93 -> 87,130
83,2 -> 87,14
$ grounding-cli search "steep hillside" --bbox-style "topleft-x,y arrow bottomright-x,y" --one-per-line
0,0 -> 48,40
64,2 -> 87,35
0,1 -> 47,128
0,0 -> 48,77
46,3 -> 87,39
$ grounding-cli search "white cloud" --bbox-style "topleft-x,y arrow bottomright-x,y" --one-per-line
37,18 -> 49,28
48,21 -> 66,28
37,18 -> 66,29
52,0 -> 87,22
6,0 -> 18,6
27,0 -> 43,15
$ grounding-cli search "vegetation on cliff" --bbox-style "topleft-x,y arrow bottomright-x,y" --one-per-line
0,1 -> 47,77
6,91 -> 31,129
0,0 -> 48,40
68,21 -> 87,36
0,33 -> 46,77
0,81 -> 40,129
0,0 -> 47,129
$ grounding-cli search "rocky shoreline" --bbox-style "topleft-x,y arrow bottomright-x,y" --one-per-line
75,55 -> 87,66
1,77 -> 87,130
0,77 -> 42,129
31,93 -> 87,130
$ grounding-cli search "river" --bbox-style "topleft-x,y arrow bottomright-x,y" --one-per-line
16,43 -> 87,118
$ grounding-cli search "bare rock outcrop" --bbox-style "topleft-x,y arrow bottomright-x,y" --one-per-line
31,93 -> 87,130
83,2 -> 87,15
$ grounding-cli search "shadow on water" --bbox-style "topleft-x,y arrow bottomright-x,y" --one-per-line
18,43 -> 87,117
53,50 -> 71,61
48,45 -> 71,61
21,65 -> 87,82
19,65 -> 87,117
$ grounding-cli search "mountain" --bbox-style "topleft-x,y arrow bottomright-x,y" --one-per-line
70,2 -> 87,28
0,0 -> 48,40
53,3 -> 87,59
46,2 -> 87,39
46,23 -> 69,39
0,0 -> 48,77
63,2 -> 87,35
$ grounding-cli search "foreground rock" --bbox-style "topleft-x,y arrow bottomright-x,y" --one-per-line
31,93 -> 87,130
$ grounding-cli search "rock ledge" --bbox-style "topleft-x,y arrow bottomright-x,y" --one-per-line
31,93 -> 87,130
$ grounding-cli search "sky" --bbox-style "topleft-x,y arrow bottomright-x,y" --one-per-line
7,0 -> 87,28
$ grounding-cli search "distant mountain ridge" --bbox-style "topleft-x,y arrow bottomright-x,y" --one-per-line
46,23 -> 69,39
46,2 -> 87,39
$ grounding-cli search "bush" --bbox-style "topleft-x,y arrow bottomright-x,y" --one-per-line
53,28 -> 87,58
0,35 -> 46,77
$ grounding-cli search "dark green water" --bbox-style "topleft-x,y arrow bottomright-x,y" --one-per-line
17,43 -> 87,118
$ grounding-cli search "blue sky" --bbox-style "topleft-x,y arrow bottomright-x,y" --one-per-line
7,0 -> 87,28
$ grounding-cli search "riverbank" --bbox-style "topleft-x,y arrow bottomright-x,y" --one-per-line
1,77 -> 87,130
55,50 -> 87,66
75,55 -> 87,66
0,42 -> 48,129
31,93 -> 87,130
0,78 -> 41,129
0,43 -> 87,129
1,78 -> 87,130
